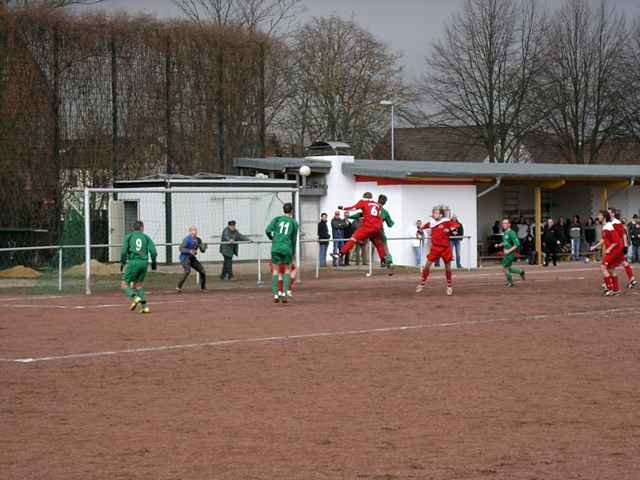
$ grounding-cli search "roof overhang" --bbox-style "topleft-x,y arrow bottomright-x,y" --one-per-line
234,157 -> 332,174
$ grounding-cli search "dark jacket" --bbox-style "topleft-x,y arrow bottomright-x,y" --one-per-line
584,224 -> 596,244
331,217 -> 348,237
556,222 -> 569,244
450,222 -> 464,240
219,227 -> 251,257
318,220 -> 330,243
542,225 -> 560,248
179,235 -> 205,263
343,219 -> 354,238
628,222 -> 640,246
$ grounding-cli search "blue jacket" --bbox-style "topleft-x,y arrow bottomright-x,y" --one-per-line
179,235 -> 204,263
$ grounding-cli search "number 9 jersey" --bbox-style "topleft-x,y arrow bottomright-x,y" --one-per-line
121,231 -> 158,264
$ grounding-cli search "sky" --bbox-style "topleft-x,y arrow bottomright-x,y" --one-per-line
78,0 -> 640,82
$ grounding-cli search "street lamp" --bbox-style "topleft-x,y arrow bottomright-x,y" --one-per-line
380,100 -> 394,160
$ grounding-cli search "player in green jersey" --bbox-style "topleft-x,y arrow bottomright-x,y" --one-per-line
120,221 -> 158,313
265,202 -> 298,304
494,218 -> 526,287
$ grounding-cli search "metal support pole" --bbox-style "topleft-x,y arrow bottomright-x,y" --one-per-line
295,188 -> 301,284
390,103 -> 395,161
467,236 -> 471,271
535,186 -> 542,266
315,241 -> 320,280
84,188 -> 91,295
257,243 -> 263,286
58,247 -> 63,292
368,241 -> 373,277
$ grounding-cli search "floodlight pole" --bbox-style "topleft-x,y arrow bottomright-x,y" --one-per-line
380,100 -> 395,161
84,187 -> 91,295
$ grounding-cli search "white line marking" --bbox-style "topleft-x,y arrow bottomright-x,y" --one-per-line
1,306 -> 637,365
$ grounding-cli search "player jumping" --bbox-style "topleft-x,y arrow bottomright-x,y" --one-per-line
265,202 -> 298,303
591,210 -> 624,296
120,220 -> 157,313
416,206 -> 459,295
495,218 -> 526,287
338,192 -> 389,271
608,207 -> 637,288
347,194 -> 394,272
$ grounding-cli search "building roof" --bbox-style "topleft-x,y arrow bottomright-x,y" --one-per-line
114,172 -> 296,189
344,160 -> 640,181
234,157 -> 332,173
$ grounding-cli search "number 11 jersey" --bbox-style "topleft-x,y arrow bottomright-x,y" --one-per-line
266,215 -> 299,256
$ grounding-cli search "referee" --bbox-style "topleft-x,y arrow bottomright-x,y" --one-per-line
176,226 -> 208,292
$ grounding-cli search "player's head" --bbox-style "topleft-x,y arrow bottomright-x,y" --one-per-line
363,192 -> 373,199
416,219 -> 422,227
501,218 -> 511,231
432,206 -> 445,220
134,221 -> 144,232
378,194 -> 387,206
598,210 -> 611,223
189,226 -> 198,237
283,202 -> 293,215
608,207 -> 620,219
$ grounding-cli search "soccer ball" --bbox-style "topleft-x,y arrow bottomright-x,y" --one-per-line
299,165 -> 311,177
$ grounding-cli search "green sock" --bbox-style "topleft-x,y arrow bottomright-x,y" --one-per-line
509,267 -> 523,275
272,275 -> 278,294
283,273 -> 291,292
123,287 -> 136,299
137,288 -> 145,301
505,271 -> 513,284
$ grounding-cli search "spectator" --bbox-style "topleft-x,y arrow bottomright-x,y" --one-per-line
569,215 -> 582,261
176,226 -> 208,292
556,216 -> 569,249
629,215 -> 640,263
219,220 -> 251,280
584,217 -> 596,251
542,218 -> 560,267
517,218 -> 530,256
492,220 -> 501,235
343,214 -> 354,266
450,215 -> 464,269
411,219 -> 425,267
331,210 -> 347,267
317,213 -> 330,267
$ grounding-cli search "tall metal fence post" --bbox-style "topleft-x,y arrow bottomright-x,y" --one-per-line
295,188 -> 301,285
257,241 -> 263,286
467,235 -> 472,271
368,242 -> 373,277
315,240 -> 320,280
58,247 -> 63,292
84,188 -> 92,295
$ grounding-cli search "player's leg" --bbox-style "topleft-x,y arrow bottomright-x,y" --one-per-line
622,260 -> 637,287
122,262 -> 143,309
417,249 -> 437,292
444,261 -> 453,295
342,226 -> 370,256
282,263 -> 292,303
191,258 -> 207,290
601,262 -> 613,294
502,256 -> 514,287
270,258 -> 281,302
287,263 -> 297,296
508,260 -> 525,282
176,261 -> 191,292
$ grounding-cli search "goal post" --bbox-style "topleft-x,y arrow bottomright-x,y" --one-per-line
83,186 -> 299,295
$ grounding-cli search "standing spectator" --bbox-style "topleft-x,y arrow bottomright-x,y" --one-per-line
492,220 -> 501,235
449,215 -> 464,269
628,215 -> 640,263
542,218 -> 560,266
517,218 -> 530,256
343,214 -> 353,266
411,219 -> 425,267
584,217 -> 596,251
569,215 -> 582,261
317,213 -> 330,267
219,220 -> 251,280
177,226 -> 208,292
556,216 -> 569,250
331,210 -> 347,267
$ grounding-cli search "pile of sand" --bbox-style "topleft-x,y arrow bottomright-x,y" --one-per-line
0,265 -> 42,279
66,259 -> 121,276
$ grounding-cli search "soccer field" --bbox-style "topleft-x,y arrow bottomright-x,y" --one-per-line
1,264 -> 639,479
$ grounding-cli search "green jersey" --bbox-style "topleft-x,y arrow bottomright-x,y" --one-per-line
502,229 -> 520,253
121,231 -> 158,264
266,215 -> 298,255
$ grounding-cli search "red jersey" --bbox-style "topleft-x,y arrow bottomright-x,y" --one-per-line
603,222 -> 623,251
344,200 -> 383,228
611,218 -> 628,247
421,218 -> 459,248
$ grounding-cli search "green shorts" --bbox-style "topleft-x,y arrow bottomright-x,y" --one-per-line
501,254 -> 516,269
271,250 -> 293,265
123,260 -> 148,284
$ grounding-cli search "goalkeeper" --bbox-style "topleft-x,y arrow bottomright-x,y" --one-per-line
347,194 -> 394,266
176,226 -> 208,292
120,220 -> 157,314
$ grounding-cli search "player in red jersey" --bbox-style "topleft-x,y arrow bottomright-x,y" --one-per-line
591,210 -> 625,296
416,206 -> 460,296
338,192 -> 388,268
608,207 -> 637,288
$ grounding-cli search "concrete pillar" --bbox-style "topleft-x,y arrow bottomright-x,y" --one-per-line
535,186 -> 542,265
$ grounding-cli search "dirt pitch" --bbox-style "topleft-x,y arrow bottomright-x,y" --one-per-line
1,264 -> 639,480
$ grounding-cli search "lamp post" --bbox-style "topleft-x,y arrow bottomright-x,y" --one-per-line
380,100 -> 394,160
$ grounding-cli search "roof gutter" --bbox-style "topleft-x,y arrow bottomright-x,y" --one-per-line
607,177 -> 636,201
477,176 -> 502,198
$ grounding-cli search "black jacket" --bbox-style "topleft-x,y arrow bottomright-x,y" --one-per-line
318,220 -> 330,242
331,217 -> 348,236
542,225 -> 560,247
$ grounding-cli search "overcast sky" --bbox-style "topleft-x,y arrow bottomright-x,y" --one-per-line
81,0 -> 640,82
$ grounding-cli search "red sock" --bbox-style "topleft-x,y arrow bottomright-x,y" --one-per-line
289,276 -> 296,289
613,276 -> 620,292
445,270 -> 452,287
605,276 -> 613,290
624,264 -> 634,281
421,266 -> 431,283
278,279 -> 283,292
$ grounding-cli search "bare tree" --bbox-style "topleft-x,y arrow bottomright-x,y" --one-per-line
0,0 -> 103,9
533,0 -> 628,164
279,15 -> 415,158
620,17 -> 640,145
421,0 -> 546,163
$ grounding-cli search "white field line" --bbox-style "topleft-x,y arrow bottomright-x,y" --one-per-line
0,306 -> 637,365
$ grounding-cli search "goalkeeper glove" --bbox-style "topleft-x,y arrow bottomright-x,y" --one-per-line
337,205 -> 343,210
151,259 -> 157,271
120,264 -> 124,272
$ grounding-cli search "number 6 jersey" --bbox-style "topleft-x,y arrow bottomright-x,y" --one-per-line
343,200 -> 383,229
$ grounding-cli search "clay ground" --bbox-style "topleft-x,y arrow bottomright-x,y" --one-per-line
1,263 -> 639,479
